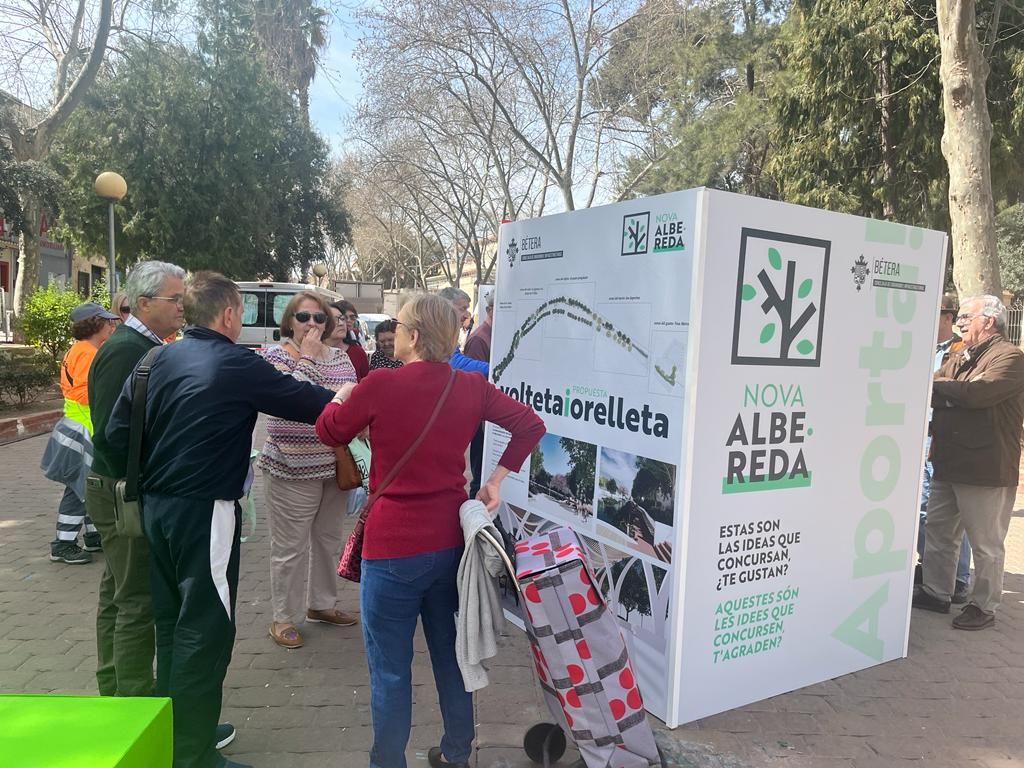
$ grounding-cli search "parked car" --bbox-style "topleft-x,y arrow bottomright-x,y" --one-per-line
234,281 -> 344,349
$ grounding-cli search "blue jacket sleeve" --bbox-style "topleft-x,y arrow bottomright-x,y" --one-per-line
237,350 -> 335,423
450,350 -> 488,377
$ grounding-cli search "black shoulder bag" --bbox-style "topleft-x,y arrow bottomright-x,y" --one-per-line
113,346 -> 163,539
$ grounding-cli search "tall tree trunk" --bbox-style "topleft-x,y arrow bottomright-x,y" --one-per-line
937,0 -> 1001,297
13,195 -> 43,319
878,39 -> 897,220
299,85 -> 311,129
4,0 -> 114,316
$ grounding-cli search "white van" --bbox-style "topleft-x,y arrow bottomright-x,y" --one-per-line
359,312 -> 392,353
235,281 -> 345,349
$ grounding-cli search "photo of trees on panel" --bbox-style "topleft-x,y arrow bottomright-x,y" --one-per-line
528,433 -> 598,525
596,447 -> 676,563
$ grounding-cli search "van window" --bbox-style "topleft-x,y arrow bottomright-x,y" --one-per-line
272,293 -> 294,326
239,292 -> 264,327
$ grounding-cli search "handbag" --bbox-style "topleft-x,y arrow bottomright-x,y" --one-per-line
337,367 -> 456,582
277,340 -> 365,491
335,445 -> 362,491
114,345 -> 163,539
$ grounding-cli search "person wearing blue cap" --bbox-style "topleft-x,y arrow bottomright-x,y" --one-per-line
40,302 -> 119,564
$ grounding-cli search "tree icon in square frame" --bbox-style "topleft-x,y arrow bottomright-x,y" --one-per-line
731,228 -> 830,367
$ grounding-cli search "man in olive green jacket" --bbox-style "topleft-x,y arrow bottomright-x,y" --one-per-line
88,261 -> 185,695
914,295 -> 1024,630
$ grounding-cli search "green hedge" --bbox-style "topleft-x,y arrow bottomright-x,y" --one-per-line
18,285 -> 89,364
0,349 -> 57,407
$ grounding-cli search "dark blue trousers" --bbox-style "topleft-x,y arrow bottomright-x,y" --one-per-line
144,494 -> 240,768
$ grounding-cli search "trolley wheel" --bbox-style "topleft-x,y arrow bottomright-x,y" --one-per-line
523,722 -> 567,764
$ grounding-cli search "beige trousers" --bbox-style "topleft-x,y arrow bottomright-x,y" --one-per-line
265,474 -> 349,624
922,480 -> 1015,614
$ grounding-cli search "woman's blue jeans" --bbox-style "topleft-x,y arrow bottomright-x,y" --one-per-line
362,546 -> 473,768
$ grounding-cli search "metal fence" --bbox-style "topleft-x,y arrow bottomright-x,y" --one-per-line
1007,298 -> 1024,347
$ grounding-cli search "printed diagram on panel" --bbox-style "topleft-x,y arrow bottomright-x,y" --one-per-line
493,282 -> 655,385
648,329 -> 687,396
499,501 -> 671,649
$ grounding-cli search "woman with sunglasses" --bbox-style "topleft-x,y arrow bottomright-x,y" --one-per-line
258,291 -> 360,649
111,292 -> 130,324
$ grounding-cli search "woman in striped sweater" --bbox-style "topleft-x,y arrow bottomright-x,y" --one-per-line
258,291 -> 359,649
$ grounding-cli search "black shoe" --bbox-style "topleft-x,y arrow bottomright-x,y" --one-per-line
914,563 -> 923,585
912,586 -> 950,614
215,723 -> 236,750
952,580 -> 970,604
952,604 -> 995,631
49,542 -> 92,564
83,533 -> 103,552
428,747 -> 469,768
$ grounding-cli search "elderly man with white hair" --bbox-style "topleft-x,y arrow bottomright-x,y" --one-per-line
913,294 -> 1024,630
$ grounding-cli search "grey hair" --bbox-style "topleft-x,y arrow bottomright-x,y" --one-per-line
962,294 -> 1007,335
437,286 -> 471,305
125,261 -> 186,311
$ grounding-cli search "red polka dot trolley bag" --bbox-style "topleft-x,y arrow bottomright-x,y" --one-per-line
514,526 -> 664,768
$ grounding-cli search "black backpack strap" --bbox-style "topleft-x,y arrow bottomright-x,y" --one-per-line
124,345 -> 163,501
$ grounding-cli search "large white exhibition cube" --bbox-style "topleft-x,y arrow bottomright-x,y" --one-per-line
482,188 -> 946,727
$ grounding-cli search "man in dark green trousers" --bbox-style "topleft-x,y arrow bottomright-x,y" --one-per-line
87,260 -> 185,696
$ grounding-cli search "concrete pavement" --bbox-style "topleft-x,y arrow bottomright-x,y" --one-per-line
2,428 -> 1024,767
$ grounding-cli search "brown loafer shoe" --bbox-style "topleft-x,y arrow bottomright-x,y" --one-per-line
306,608 -> 359,626
952,604 -> 995,631
269,622 -> 304,648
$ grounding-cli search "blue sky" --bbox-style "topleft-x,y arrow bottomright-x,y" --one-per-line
308,5 -> 364,153
537,433 -> 573,476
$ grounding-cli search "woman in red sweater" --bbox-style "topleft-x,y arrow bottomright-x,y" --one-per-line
315,293 -> 544,768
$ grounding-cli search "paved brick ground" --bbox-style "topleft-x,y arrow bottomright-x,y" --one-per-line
3,427 -> 1024,767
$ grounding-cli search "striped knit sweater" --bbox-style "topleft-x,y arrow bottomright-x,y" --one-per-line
257,343 -> 358,480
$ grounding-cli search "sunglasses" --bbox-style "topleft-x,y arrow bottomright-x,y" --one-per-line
119,306 -> 130,315
294,311 -> 327,324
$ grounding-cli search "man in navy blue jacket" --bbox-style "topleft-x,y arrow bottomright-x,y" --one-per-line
106,273 -> 335,768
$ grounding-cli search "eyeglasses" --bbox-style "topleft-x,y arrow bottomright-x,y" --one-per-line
956,312 -> 980,323
294,311 -> 327,324
146,295 -> 184,306
344,313 -> 358,322
394,320 -> 414,332
119,306 -> 130,315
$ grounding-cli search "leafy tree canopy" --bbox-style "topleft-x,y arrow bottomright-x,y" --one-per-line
0,144 -> 62,237
51,18 -> 347,280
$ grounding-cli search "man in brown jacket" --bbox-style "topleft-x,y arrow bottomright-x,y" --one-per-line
913,295 -> 1024,630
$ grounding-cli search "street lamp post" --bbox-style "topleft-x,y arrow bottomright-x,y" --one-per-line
312,263 -> 328,289
94,172 -> 127,303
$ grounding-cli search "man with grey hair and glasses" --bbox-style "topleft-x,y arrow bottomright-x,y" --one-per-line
87,260 -> 186,699
437,286 -> 488,376
913,294 -> 1024,630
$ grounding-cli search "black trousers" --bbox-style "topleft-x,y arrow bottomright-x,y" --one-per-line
144,494 -> 240,768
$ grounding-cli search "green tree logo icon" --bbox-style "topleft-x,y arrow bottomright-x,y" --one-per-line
621,212 -> 650,256
732,230 -> 830,367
